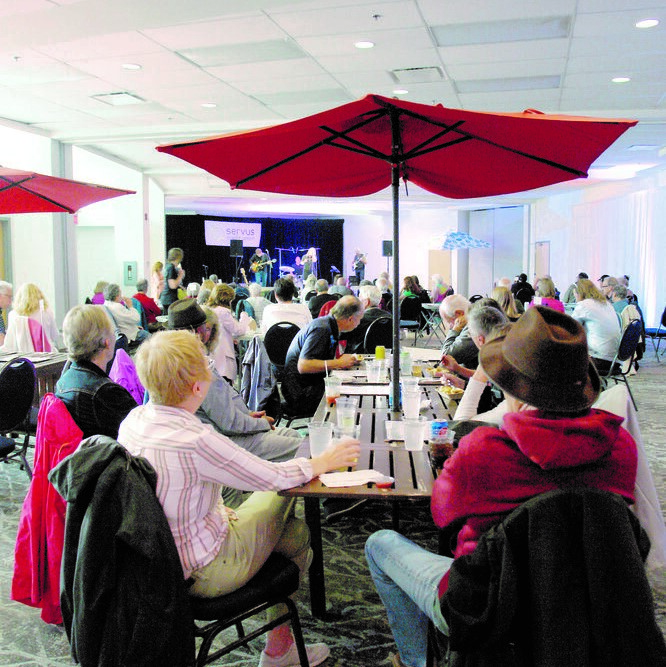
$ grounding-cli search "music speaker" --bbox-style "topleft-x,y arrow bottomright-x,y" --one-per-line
382,240 -> 393,257
229,240 -> 243,257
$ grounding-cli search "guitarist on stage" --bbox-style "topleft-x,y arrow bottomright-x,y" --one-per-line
249,248 -> 271,287
352,248 -> 367,283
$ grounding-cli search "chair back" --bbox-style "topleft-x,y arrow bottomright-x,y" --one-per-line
363,317 -> 393,352
236,298 -> 255,320
318,300 -> 337,317
616,319 -> 642,363
399,295 -> 421,323
0,357 -> 37,432
132,298 -> 149,330
28,319 -> 52,352
263,322 -> 301,367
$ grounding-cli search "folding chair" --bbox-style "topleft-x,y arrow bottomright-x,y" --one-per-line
598,319 -> 642,410
645,305 -> 666,361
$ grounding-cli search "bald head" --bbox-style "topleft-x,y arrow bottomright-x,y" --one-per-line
331,295 -> 364,332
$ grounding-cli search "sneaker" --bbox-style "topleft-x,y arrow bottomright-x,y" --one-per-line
258,642 -> 330,667
322,498 -> 368,523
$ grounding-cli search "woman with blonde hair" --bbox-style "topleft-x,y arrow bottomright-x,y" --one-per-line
91,280 -> 108,305
1,282 -> 59,352
148,261 -> 164,303
572,278 -> 621,372
528,276 -> 565,313
490,286 -> 521,322
207,283 -> 253,382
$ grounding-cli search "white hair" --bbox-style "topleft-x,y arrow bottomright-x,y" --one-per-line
249,282 -> 263,297
359,284 -> 381,307
440,294 -> 471,318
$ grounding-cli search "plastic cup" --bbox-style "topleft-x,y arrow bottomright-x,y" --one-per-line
402,389 -> 422,419
403,417 -> 426,451
366,359 -> 385,383
401,376 -> 419,392
399,351 -> 412,376
308,421 -> 333,457
336,397 -> 357,435
411,362 -> 423,377
324,376 -> 342,406
375,345 -> 386,360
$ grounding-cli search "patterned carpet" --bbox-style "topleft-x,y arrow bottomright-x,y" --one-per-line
0,351 -> 664,666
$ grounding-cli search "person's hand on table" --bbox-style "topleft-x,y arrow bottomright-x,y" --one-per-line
310,437 -> 361,476
439,353 -> 462,375
336,354 -> 358,369
441,371 -> 466,390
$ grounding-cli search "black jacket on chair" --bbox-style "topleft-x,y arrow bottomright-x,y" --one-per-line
49,436 -> 193,667
442,488 -> 666,667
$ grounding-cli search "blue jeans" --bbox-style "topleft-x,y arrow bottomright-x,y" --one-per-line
365,529 -> 452,667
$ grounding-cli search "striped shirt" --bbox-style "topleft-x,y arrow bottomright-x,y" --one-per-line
118,404 -> 313,578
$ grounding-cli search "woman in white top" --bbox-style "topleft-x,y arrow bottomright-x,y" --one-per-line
1,282 -> 59,352
207,282 -> 252,382
572,278 -> 621,372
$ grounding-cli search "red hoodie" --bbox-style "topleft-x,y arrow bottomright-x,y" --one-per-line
431,408 -> 637,596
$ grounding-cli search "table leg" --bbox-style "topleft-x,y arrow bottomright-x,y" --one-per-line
304,497 -> 327,618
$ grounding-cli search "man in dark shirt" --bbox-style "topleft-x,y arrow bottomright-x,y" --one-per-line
308,279 -> 338,319
56,305 -> 137,438
342,284 -> 390,353
282,296 -> 363,416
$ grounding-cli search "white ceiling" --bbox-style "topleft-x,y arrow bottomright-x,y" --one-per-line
1,0 -> 665,215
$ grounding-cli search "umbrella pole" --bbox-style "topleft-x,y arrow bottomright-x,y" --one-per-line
391,162 -> 401,412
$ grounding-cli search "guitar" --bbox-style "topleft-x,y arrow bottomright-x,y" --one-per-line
352,253 -> 366,271
250,258 -> 277,273
240,268 -> 248,286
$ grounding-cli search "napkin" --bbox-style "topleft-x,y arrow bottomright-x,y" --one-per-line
319,470 -> 394,488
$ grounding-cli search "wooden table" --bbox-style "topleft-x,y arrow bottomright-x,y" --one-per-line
0,351 -> 68,408
279,379 -> 458,617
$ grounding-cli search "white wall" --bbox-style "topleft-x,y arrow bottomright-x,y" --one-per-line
531,169 -> 666,327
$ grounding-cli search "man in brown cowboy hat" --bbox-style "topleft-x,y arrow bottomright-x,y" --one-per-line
365,306 -> 639,667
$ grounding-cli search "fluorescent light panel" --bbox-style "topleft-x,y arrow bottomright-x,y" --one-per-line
456,75 -> 560,94
91,92 -> 145,106
433,16 -> 571,47
178,39 -> 305,67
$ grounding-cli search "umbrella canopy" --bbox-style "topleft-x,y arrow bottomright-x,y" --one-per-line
0,168 -> 135,214
443,232 -> 492,250
158,94 -> 636,408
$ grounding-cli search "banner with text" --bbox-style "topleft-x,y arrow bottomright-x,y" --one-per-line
204,219 -> 262,247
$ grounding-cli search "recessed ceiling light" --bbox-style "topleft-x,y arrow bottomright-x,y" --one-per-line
354,40 -> 375,49
635,19 -> 659,29
393,89 -> 409,95
121,63 -> 142,71
612,77 -> 631,83
201,102 -> 217,108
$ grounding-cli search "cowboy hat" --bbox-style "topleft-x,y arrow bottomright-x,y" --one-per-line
167,299 -> 207,330
479,305 -> 600,413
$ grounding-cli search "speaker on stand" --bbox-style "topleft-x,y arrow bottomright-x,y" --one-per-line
230,240 -> 244,282
382,240 -> 393,275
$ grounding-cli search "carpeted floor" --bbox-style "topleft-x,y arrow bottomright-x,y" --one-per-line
1,350 -> 665,666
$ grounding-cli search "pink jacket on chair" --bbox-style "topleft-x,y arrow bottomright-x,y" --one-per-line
11,394 -> 83,624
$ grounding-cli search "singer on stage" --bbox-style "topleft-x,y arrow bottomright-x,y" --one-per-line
249,248 -> 271,287
352,248 -> 366,282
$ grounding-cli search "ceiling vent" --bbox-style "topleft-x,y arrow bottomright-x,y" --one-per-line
91,92 -> 145,106
390,66 -> 445,84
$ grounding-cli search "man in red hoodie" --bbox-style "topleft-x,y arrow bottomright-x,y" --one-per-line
365,306 -> 638,667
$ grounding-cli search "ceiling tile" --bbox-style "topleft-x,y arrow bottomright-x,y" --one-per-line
206,58 -> 325,84
418,0 -> 577,25
447,58 -> 565,80
35,31 -> 163,61
438,39 -> 570,65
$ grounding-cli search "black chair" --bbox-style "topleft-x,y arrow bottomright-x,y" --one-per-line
262,322 -> 309,427
599,318 -> 642,410
0,356 -> 37,480
399,296 -> 422,344
468,294 -> 484,303
430,488 -> 666,666
363,316 -> 393,353
191,553 -> 309,666
645,305 -> 666,361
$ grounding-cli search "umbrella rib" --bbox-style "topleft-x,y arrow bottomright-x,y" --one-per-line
0,179 -> 71,212
0,175 -> 36,193
235,111 -> 391,187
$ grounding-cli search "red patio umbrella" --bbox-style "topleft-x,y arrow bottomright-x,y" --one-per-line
0,167 -> 136,214
158,94 -> 636,408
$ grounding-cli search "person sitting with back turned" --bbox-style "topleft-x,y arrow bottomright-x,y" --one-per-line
246,282 -> 271,326
439,294 -> 478,369
341,284 -> 389,354
119,330 -> 360,667
307,279 -> 337,319
56,305 -> 137,439
103,283 -> 151,347
261,278 -> 312,332
132,278 -> 162,327
365,306 -> 638,667
0,281 -> 13,346
282,295 -> 364,416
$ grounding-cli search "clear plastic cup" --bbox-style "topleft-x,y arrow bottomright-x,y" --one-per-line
399,351 -> 412,376
336,397 -> 357,435
411,362 -> 423,377
401,376 -> 420,392
308,421 -> 333,457
402,389 -> 422,419
403,417 -> 426,451
366,359 -> 385,383
324,376 -> 342,406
